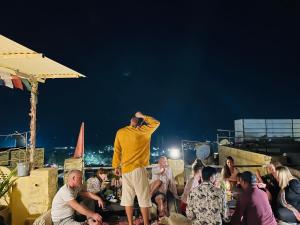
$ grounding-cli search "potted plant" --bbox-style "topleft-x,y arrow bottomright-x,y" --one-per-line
0,167 -> 17,224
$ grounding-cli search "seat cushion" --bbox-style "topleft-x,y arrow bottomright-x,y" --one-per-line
33,210 -> 52,225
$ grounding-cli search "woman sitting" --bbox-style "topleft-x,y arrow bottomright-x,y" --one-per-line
256,163 -> 280,214
180,159 -> 204,215
87,168 -> 109,194
221,156 -> 239,191
276,166 -> 300,223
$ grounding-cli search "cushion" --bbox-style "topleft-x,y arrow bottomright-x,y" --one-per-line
167,213 -> 191,225
33,210 -> 52,225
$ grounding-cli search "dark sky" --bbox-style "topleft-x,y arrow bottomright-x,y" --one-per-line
1,1 -> 300,147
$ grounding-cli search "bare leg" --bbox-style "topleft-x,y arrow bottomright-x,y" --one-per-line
140,207 -> 150,225
163,199 -> 169,217
125,206 -> 134,225
155,195 -> 165,217
150,180 -> 162,196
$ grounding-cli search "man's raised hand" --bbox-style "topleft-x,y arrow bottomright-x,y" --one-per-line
135,111 -> 145,119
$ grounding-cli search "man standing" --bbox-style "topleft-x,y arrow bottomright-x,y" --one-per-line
231,171 -> 277,225
112,112 -> 160,225
186,166 -> 229,225
51,170 -> 104,225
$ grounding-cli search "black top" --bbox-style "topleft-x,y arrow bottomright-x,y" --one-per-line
284,179 -> 300,210
262,174 -> 280,208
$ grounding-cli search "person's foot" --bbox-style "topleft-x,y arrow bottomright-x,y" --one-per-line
158,207 -> 165,218
87,218 -> 102,225
106,194 -> 118,203
109,198 -> 118,203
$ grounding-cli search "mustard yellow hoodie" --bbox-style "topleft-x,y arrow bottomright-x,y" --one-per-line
112,116 -> 160,174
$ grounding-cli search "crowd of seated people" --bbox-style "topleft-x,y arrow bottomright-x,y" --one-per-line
185,163 -> 277,225
50,156 -> 300,225
180,155 -> 300,225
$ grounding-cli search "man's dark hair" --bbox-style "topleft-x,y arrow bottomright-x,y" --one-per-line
131,114 -> 144,126
240,171 -> 256,184
192,159 -> 205,174
192,162 -> 203,174
131,113 -> 137,119
236,172 -> 242,179
202,166 -> 217,181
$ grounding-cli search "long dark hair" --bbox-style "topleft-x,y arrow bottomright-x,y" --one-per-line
222,156 -> 234,179
192,159 -> 205,175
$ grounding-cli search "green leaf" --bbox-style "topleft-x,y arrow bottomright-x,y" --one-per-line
0,167 -> 17,199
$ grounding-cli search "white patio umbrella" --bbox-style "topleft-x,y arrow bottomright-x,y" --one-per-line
0,34 -> 85,170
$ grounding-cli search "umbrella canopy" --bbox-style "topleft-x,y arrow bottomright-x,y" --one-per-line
0,35 -> 85,81
0,35 -> 85,170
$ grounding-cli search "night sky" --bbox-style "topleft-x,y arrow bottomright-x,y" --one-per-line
1,1 -> 300,148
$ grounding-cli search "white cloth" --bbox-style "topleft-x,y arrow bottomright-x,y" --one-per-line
51,184 -> 81,222
151,165 -> 178,197
0,72 -> 13,88
168,213 -> 192,225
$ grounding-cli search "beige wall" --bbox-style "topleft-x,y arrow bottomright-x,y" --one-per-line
218,146 -> 272,175
11,168 -> 57,225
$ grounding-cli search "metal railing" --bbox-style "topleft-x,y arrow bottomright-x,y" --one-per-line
0,131 -> 29,150
217,128 -> 300,145
216,129 -> 235,144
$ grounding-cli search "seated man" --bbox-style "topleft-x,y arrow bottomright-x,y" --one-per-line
51,170 -> 105,225
231,171 -> 277,225
150,156 -> 179,217
186,166 -> 229,225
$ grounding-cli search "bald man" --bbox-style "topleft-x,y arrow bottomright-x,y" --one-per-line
51,170 -> 104,225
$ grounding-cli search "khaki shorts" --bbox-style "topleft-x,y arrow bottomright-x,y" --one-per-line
121,167 -> 151,207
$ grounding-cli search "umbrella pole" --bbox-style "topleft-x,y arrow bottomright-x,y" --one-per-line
29,79 -> 38,171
